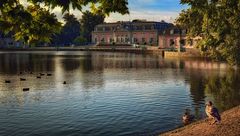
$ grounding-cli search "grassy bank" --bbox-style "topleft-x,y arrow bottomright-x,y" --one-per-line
160,105 -> 240,136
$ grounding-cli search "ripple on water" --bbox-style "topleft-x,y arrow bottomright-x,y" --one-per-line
0,52 -> 239,136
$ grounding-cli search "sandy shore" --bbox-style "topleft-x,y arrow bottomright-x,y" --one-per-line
160,106 -> 240,136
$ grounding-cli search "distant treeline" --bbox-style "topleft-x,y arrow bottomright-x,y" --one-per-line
52,11 -> 104,46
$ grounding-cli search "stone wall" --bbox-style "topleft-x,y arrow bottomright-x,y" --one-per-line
164,48 -> 202,58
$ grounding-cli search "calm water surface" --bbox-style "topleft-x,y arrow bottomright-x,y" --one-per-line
0,51 -> 239,136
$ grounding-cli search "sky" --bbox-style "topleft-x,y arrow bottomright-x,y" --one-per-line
20,0 -> 187,23
106,0 -> 187,23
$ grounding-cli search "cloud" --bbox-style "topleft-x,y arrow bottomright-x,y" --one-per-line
51,7 -> 83,23
19,0 -> 186,23
105,10 -> 179,23
104,0 -> 186,23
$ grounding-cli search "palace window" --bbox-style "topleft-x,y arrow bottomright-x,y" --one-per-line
121,37 -> 124,42
105,27 -> 110,31
125,37 -> 129,42
170,39 -> 175,46
110,38 -> 114,42
98,27 -> 103,31
134,38 -> 138,42
101,38 -> 105,42
180,39 -> 186,46
136,26 -> 142,30
149,38 -> 154,43
145,25 -> 152,30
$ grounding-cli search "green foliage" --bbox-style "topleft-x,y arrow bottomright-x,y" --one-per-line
205,69 -> 240,111
0,3 -> 61,46
28,0 -> 129,15
80,11 -> 105,42
73,36 -> 87,45
177,0 -> 240,65
0,0 -> 128,46
52,11 -> 104,45
52,13 -> 81,45
26,5 -> 61,45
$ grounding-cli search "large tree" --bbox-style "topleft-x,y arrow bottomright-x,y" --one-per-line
0,4 -> 61,46
0,0 -> 129,45
28,0 -> 129,15
52,13 -> 81,45
177,0 -> 240,65
80,11 -> 105,43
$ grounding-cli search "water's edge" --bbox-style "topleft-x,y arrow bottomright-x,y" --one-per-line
159,105 -> 240,136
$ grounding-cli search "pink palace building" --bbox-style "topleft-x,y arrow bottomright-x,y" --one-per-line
158,27 -> 202,49
92,20 -> 173,46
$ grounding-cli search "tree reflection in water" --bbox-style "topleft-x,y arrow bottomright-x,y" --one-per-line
205,69 -> 240,112
1,52 -> 240,136
188,71 -> 206,119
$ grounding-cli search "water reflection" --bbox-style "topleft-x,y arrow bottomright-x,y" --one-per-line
187,71 -> 206,119
0,51 -> 239,136
204,69 -> 240,112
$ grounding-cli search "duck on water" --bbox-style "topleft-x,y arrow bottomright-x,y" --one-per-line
182,109 -> 195,125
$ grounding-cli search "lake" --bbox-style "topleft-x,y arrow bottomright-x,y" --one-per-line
0,51 -> 239,136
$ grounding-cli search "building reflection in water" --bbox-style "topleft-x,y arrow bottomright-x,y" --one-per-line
0,51 -> 239,113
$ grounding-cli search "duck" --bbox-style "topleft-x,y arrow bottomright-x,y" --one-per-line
205,101 -> 221,125
39,73 -> 45,76
36,76 -> 41,79
182,109 -> 195,125
63,81 -> 67,84
5,80 -> 11,83
47,73 -> 52,76
20,78 -> 26,81
23,88 -> 30,92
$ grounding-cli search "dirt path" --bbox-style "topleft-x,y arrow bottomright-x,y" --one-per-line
160,106 -> 240,136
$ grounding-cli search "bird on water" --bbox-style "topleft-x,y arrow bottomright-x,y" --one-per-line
20,78 -> 26,81
205,101 -> 221,125
5,80 -> 11,83
23,88 -> 30,92
182,109 -> 195,125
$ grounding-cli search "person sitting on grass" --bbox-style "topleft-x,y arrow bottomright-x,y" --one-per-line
205,101 -> 221,125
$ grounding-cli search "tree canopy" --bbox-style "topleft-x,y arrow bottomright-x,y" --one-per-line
0,4 -> 61,45
28,0 -> 129,15
52,13 -> 81,46
0,0 -> 129,45
177,0 -> 240,65
52,11 -> 105,46
80,11 -> 105,43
